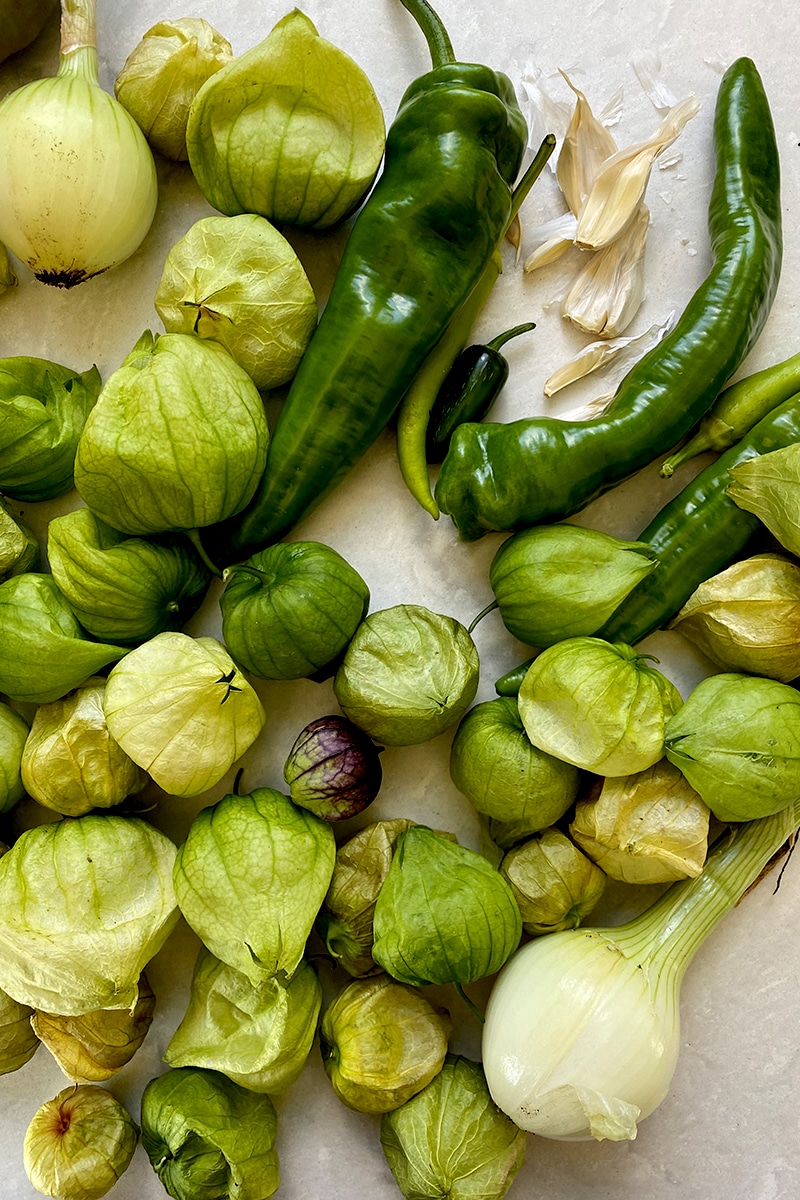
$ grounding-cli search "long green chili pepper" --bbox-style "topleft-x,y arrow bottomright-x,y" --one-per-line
494,391 -> 800,694
435,56 -> 782,540
199,0 -> 529,567
396,135 -> 554,517
659,347 -> 800,476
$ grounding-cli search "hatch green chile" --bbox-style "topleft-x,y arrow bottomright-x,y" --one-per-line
200,0 -> 527,566
435,57 -> 782,539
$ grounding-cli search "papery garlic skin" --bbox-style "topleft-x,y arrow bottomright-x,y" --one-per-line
0,17 -> 158,288
482,929 -> 680,1141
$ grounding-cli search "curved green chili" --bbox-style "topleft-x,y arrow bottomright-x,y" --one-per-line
660,347 -> 800,476
597,392 -> 800,644
199,0 -> 529,567
435,57 -> 783,540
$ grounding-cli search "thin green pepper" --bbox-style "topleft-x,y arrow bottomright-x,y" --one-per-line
199,0 -> 528,567
435,57 -> 782,540
659,347 -> 800,476
425,322 -> 536,463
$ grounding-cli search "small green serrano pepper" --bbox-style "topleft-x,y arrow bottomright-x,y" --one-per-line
200,0 -> 528,568
435,57 -> 782,540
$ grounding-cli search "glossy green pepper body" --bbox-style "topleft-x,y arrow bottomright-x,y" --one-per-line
435,57 -> 782,540
201,1 -> 527,568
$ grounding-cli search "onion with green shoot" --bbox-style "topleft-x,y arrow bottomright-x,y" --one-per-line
0,0 -> 158,288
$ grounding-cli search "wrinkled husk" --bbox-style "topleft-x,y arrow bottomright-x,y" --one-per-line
316,819 -> 415,977
0,700 -> 29,814
727,443 -> 800,557
24,1084 -> 139,1200
283,714 -> 382,821
33,973 -> 156,1082
165,949 -> 321,1094
115,18 -> 233,161
0,987 -> 39,1075
0,497 -> 38,580
320,975 -> 451,1114
669,553 -> 800,682
381,1055 -> 526,1200
570,760 -> 710,884
21,677 -> 149,816
501,828 -> 606,935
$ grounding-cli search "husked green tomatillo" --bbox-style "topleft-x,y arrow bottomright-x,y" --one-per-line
21,677 -> 148,816
664,672 -> 800,821
74,331 -> 269,537
32,973 -> 156,1082
165,948 -> 322,1094
186,9 -> 385,229
316,818 -> 414,977
47,509 -> 211,645
140,1066 -> 280,1200
501,828 -> 606,935
488,524 -> 658,647
518,637 -> 683,776
372,825 -> 521,988
321,975 -> 451,1114
381,1054 -> 526,1200
115,18 -> 233,161
155,214 -> 318,389
450,696 -> 579,829
24,1084 -> 139,1200
571,761 -> 710,884
334,605 -> 480,746
669,553 -> 800,683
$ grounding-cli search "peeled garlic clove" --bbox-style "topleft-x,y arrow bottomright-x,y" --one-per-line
562,203 -> 650,336
556,70 -> 618,215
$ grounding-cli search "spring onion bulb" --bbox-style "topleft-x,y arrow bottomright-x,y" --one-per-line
0,0 -> 158,288
482,797 -> 800,1141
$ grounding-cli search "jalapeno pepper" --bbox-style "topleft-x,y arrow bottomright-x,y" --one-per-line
435,57 -> 783,540
425,322 -> 536,462
199,0 -> 529,568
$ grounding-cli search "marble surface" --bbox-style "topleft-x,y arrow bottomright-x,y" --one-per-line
2,0 -> 800,1197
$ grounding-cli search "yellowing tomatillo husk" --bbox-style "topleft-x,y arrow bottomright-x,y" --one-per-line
570,761 -> 710,884
0,987 -> 39,1075
24,1084 -> 139,1200
320,975 -> 451,1114
500,828 -> 606,935
669,553 -> 800,683
0,0 -> 158,288
33,973 -> 156,1082
727,442 -> 800,556
114,18 -> 233,161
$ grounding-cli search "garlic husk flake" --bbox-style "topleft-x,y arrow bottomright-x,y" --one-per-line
483,798 -> 800,1139
0,0 -> 158,288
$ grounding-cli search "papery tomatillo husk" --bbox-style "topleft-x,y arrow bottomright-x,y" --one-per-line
24,1084 -> 139,1200
570,761 -> 710,884
0,498 -> 38,580
140,1066 -> 279,1200
449,696 -> 579,828
284,714 -> 382,820
664,672 -> 800,822
0,987 -> 39,1075
0,700 -> 28,814
165,948 -> 321,1095
501,828 -> 606,935
221,541 -> 369,681
21,677 -> 148,816
727,442 -> 800,556
186,9 -> 385,229
315,819 -> 415,977
155,214 -> 318,389
33,973 -> 156,1082
320,974 -> 451,1114
381,1054 -> 526,1200
489,524 -> 658,648
518,637 -> 682,776
669,553 -> 800,682
334,605 -> 480,746
372,825 -> 521,987
115,18 -> 233,161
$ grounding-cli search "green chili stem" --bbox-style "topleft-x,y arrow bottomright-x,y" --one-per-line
485,322 -> 536,354
397,0 -> 455,67
185,529 -> 224,578
455,982 -> 485,1024
508,135 -> 557,226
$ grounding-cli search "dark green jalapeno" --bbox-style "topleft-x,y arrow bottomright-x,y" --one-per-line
426,322 -> 535,463
435,56 -> 783,540
199,0 -> 529,568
